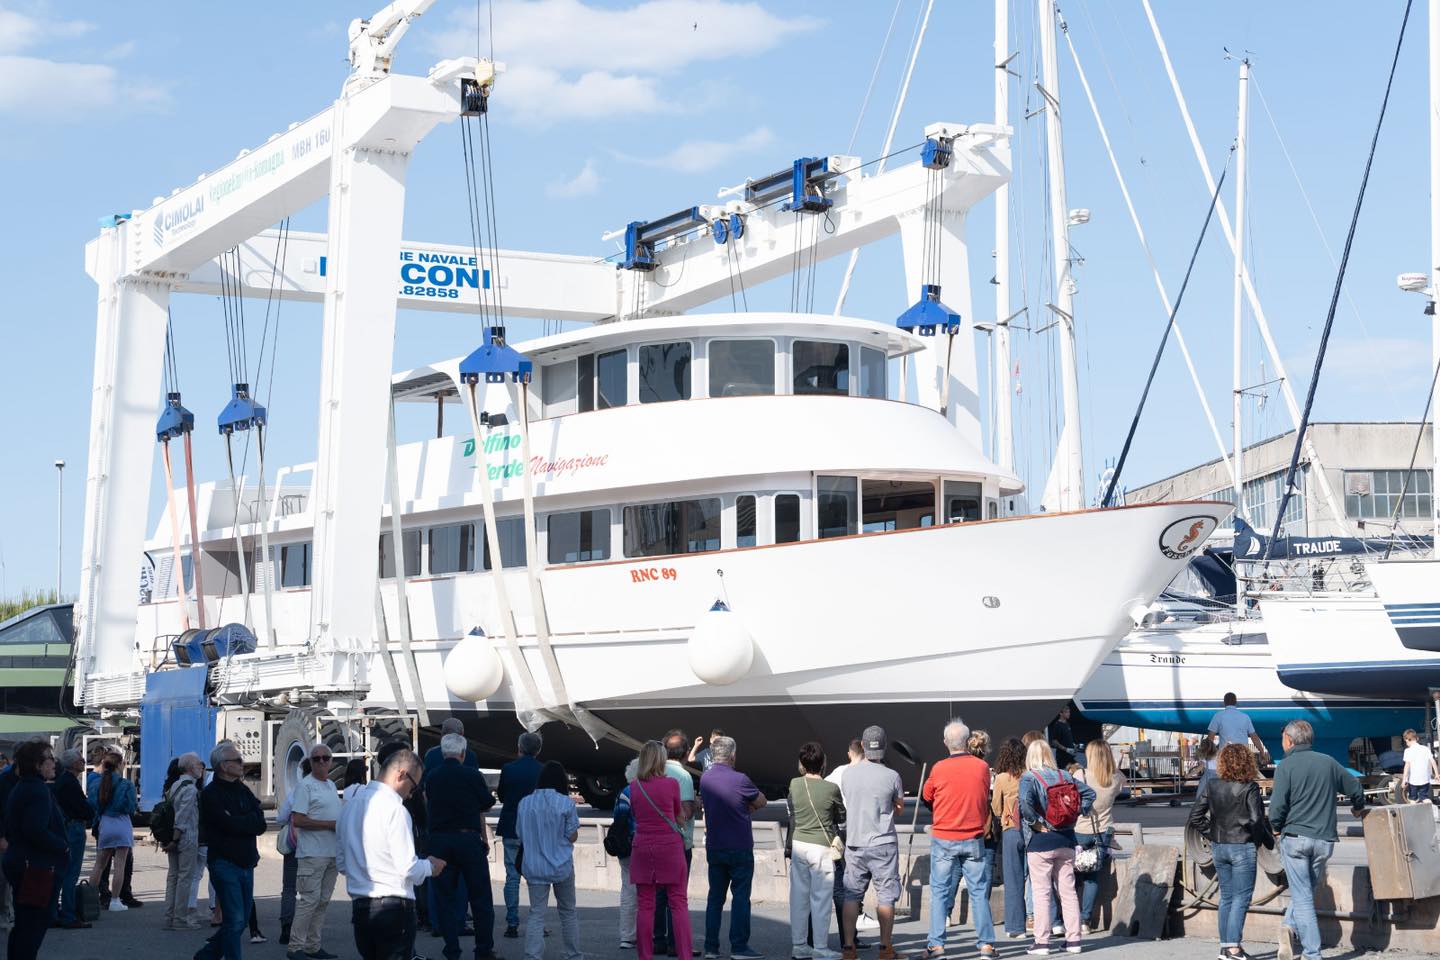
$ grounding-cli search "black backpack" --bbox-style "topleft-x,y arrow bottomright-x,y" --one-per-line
151,795 -> 177,845
151,782 -> 187,846
603,807 -> 632,858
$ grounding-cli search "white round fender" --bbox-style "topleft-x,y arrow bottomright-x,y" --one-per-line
687,600 -> 754,685
444,629 -> 505,702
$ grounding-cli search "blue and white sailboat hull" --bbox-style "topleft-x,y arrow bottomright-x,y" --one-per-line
1076,615 -> 1420,764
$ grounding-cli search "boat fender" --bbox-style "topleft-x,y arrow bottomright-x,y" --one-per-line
688,600 -> 754,685
443,629 -> 506,702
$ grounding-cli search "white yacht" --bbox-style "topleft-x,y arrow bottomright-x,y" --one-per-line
130,312 -> 1226,796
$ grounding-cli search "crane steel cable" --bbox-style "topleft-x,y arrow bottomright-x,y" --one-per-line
1264,0 -> 1413,559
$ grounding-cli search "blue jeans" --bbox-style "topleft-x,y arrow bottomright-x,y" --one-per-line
57,821 -> 87,923
503,838 -> 523,929
1280,835 -> 1333,960
1072,829 -> 1112,922
196,857 -> 253,960
704,847 -> 754,953
927,837 -> 994,949
1211,842 -> 1257,948
1000,828 -> 1027,935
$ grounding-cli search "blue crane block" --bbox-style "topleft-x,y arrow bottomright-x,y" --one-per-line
156,391 -> 195,441
921,137 -> 953,170
217,383 -> 266,435
896,284 -> 962,337
460,326 -> 533,385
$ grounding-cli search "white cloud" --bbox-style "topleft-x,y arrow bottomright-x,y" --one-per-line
502,65 -> 671,123
0,55 -> 169,117
628,125 -> 774,174
547,158 -> 601,198
428,0 -> 818,123
0,8 -> 166,118
0,8 -> 94,55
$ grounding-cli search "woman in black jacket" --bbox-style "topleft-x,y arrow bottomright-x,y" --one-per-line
1188,743 -> 1273,960
2,740 -> 70,960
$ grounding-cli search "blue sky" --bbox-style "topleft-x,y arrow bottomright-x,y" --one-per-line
0,0 -> 1434,597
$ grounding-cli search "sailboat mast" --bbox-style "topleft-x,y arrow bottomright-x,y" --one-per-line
1430,0 -> 1440,543
1038,0 -> 1084,510
1232,57 -> 1250,616
994,0 -> 1014,475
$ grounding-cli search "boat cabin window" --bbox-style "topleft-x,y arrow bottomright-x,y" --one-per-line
624,498 -> 722,557
429,523 -> 476,575
378,530 -> 423,578
482,517 -> 528,570
817,476 -> 859,538
597,349 -> 627,409
548,508 -> 611,563
863,479 -> 935,532
794,341 -> 850,396
709,340 -> 775,398
858,346 -> 886,399
541,360 -> 579,416
943,480 -> 983,523
735,495 -> 758,548
280,542 -> 312,588
775,494 -> 801,543
639,342 -> 692,403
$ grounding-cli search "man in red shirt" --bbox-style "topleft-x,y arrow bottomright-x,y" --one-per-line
920,719 -> 995,958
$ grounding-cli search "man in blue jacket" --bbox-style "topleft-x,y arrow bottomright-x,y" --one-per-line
496,730 -> 543,938
1268,720 -> 1365,960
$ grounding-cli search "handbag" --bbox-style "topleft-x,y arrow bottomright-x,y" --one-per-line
1073,814 -> 1103,874
16,862 -> 56,908
275,819 -> 296,856
801,778 -> 844,862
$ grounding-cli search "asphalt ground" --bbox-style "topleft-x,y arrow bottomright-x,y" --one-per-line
29,830 -> 1430,960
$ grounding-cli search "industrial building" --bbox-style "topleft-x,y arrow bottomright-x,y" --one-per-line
1125,421 -> 1434,539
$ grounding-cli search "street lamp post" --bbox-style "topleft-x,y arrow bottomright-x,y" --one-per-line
54,459 -> 65,600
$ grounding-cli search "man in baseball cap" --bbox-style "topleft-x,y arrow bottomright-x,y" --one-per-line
839,726 -> 905,960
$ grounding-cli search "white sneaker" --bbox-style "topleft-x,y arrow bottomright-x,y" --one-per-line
1051,925 -> 1065,937
108,901 -> 129,912
1065,947 -> 1082,955
791,949 -> 815,960
856,914 -> 881,931
812,951 -> 842,960
1080,924 -> 1093,936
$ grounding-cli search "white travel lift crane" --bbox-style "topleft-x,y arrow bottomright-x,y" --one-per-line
74,0 -> 1014,803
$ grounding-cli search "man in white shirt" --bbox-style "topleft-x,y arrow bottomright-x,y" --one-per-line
1401,728 -> 1438,803
289,745 -> 342,960
1207,693 -> 1270,760
338,747 -> 447,960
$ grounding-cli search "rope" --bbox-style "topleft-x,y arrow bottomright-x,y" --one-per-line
846,0 -> 904,155
1265,0 -> 1413,558
1102,159 -> 1231,508
1061,19 -> 1235,486
1251,73 -> 1408,422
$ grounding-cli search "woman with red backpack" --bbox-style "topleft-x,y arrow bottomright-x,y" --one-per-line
1018,741 -> 1094,955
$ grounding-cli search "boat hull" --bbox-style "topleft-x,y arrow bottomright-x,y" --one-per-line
1261,592 -> 1440,699
1075,619 -> 1420,764
120,501 -> 1227,787
1370,558 -> 1440,652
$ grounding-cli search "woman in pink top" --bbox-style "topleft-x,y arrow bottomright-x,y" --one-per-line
629,740 -> 692,960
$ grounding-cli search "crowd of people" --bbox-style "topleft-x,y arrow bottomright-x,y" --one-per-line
0,699 -> 1426,960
